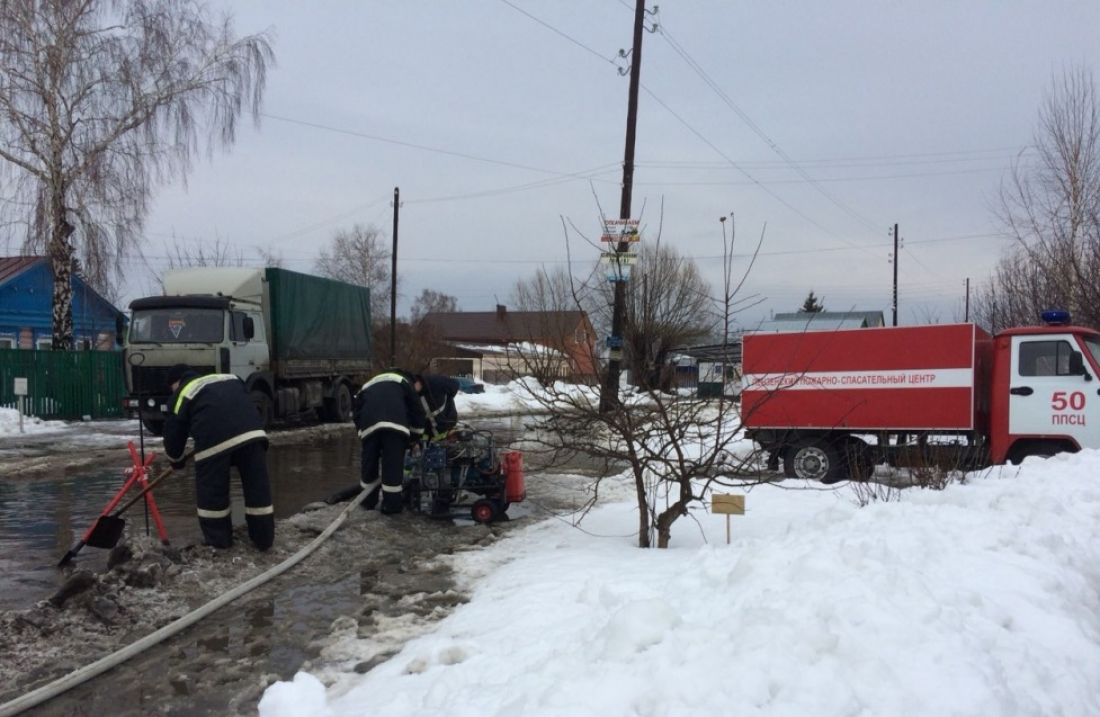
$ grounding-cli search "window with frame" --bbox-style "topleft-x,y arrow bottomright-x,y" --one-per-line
1018,340 -> 1075,376
0,337 -> 14,349
230,312 -> 249,342
36,337 -> 53,350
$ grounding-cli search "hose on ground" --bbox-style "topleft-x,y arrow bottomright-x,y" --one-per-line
0,489 -> 369,717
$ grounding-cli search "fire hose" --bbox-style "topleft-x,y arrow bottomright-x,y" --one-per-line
0,488 -> 369,717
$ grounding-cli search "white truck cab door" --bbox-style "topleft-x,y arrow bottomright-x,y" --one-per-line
229,310 -> 269,379
1008,334 -> 1099,449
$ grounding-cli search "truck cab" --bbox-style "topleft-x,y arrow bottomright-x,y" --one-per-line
990,322 -> 1100,463
125,292 -> 270,434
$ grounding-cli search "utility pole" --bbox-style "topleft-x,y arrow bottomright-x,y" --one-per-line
599,0 -> 648,413
390,186 -> 400,367
891,223 -> 899,327
964,277 -> 970,322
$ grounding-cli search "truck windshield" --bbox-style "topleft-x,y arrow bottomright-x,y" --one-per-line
130,308 -> 225,343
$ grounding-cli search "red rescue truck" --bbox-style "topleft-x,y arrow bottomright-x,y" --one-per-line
741,312 -> 1100,482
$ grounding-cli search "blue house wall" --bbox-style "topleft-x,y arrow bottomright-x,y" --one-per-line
0,260 -> 123,349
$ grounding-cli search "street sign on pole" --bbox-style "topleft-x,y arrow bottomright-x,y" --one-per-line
13,377 -> 27,434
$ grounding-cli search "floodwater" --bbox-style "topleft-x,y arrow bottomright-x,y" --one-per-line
0,418 -> 524,611
0,416 -> 541,716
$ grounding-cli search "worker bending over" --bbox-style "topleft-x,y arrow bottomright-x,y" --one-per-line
163,365 -> 275,551
354,369 -> 428,514
417,374 -> 461,440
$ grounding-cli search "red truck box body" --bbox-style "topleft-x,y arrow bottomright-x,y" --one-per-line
741,324 -> 993,432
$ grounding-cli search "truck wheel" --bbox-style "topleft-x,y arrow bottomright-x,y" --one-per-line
324,383 -> 353,423
250,389 -> 272,430
784,440 -> 842,483
141,418 -> 165,436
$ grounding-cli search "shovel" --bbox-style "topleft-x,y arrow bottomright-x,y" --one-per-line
57,459 -> 182,567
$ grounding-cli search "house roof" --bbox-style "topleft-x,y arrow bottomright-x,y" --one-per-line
772,310 -> 885,327
422,308 -> 589,344
0,254 -> 125,321
0,256 -> 43,286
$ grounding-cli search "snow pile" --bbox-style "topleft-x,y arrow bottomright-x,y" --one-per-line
261,452 -> 1100,717
0,407 -> 67,436
453,382 -> 524,415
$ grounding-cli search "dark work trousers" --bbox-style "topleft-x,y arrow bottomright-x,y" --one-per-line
194,441 -> 275,550
361,429 -> 409,513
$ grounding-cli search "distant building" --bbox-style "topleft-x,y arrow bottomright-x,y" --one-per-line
0,256 -> 124,349
421,305 -> 597,382
753,310 -> 885,333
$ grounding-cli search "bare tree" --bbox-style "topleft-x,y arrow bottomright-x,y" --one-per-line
163,236 -> 246,271
0,0 -> 273,349
510,215 -> 768,548
974,66 -> 1100,331
314,224 -> 391,318
409,288 -> 458,324
614,243 -> 715,391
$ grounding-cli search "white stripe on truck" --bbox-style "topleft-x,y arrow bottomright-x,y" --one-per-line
742,368 -> 974,391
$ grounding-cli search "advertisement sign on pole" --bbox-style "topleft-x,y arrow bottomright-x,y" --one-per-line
601,218 -> 641,243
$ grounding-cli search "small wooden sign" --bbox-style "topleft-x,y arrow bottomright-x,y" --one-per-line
712,493 -> 745,545
712,494 -> 744,515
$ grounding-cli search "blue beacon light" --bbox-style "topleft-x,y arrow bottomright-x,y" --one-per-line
1040,309 -> 1071,326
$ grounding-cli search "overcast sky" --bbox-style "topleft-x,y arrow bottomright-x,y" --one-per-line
135,0 -> 1100,328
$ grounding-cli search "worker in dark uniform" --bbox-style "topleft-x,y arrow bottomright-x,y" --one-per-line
354,369 -> 427,514
415,374 -> 462,516
163,364 -> 274,551
417,374 -> 461,440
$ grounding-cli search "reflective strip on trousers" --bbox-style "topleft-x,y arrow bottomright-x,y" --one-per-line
381,484 -> 403,493
197,506 -> 232,519
360,373 -> 409,392
360,478 -> 381,492
195,430 -> 268,462
357,422 -> 411,440
244,505 -> 274,516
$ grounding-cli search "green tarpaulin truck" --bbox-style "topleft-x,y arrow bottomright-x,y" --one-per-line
124,267 -> 372,434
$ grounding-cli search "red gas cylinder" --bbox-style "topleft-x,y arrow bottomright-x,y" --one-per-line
502,451 -> 526,503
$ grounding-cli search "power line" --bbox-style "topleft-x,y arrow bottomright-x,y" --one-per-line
656,21 -> 884,236
125,231 -> 1009,267
498,0 -> 620,66
260,112 -> 616,179
632,165 -> 1013,187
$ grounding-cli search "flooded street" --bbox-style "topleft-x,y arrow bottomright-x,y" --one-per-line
0,427 -> 359,611
0,415 -> 580,716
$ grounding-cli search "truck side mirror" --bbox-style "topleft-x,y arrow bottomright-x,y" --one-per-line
115,314 -> 125,346
243,316 -> 255,340
1069,350 -> 1092,380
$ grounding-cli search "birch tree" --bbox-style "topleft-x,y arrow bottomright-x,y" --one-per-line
0,0 -> 273,348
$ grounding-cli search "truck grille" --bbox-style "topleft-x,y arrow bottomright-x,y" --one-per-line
131,365 -> 215,395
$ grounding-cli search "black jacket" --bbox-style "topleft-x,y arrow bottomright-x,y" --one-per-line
354,371 -> 427,441
419,374 -> 460,438
164,374 -> 267,464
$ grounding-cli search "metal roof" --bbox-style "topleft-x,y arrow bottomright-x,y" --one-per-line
752,316 -> 872,333
421,308 -> 590,343
0,256 -> 44,286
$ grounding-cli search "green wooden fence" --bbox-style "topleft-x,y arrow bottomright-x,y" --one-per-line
0,349 -> 126,420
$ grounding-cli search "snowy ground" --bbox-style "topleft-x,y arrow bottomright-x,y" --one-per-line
261,452 -> 1100,717
0,406 -> 68,435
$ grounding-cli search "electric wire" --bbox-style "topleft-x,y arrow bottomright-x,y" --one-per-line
656,20 -> 884,235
